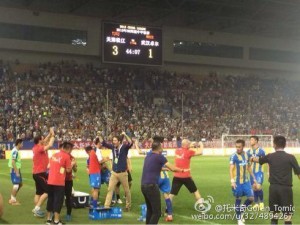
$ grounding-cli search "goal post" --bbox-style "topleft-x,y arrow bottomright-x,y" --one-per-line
221,134 -> 274,156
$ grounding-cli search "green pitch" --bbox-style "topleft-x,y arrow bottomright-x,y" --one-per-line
0,156 -> 299,224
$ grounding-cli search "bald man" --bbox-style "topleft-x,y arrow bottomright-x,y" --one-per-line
170,139 -> 205,210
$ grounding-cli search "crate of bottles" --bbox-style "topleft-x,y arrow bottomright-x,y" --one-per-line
89,207 -> 122,220
137,204 -> 147,222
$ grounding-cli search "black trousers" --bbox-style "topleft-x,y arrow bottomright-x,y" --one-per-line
141,184 -> 161,225
47,185 -> 65,214
65,180 -> 73,215
269,184 -> 293,215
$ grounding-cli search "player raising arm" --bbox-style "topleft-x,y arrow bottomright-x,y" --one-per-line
32,127 -> 55,218
189,141 -> 204,156
169,139 -> 205,211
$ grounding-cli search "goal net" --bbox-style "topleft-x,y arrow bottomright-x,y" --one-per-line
221,134 -> 273,156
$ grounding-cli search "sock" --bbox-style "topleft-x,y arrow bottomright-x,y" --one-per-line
245,199 -> 252,206
235,199 -> 242,220
11,195 -> 16,201
13,185 -> 19,193
258,190 -> 264,201
242,199 -> 253,211
271,219 -> 278,225
284,221 -> 292,225
165,198 -> 173,215
116,194 -> 120,200
254,191 -> 259,203
92,199 -> 98,208
50,212 -> 54,220
34,206 -> 41,211
197,198 -> 204,204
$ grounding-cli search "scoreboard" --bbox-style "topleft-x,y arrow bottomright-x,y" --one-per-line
102,22 -> 163,66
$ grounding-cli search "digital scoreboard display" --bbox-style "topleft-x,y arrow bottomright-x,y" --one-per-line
102,22 -> 163,66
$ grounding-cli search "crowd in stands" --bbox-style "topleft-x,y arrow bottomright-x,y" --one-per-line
1,60 -> 300,146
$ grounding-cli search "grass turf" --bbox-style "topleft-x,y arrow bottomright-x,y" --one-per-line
0,156 -> 299,224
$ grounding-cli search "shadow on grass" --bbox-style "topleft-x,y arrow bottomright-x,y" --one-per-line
0,218 -> 9,224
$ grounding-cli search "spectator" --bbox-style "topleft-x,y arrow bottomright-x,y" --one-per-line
1,60 -> 300,147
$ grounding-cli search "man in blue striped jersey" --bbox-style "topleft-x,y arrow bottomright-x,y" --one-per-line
247,136 -> 266,211
230,139 -> 256,225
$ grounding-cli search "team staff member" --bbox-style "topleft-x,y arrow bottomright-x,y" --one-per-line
100,132 -> 133,211
8,139 -> 23,205
141,141 -> 188,225
169,139 -> 204,209
65,147 -> 77,221
251,136 -> 300,225
32,128 -> 55,217
115,151 -> 132,204
46,142 -> 75,225
136,137 -> 174,222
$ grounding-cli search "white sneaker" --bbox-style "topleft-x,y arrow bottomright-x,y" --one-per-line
252,204 -> 259,211
117,199 -> 123,204
241,213 -> 245,223
32,208 -> 45,217
238,219 -> 245,225
259,202 -> 265,211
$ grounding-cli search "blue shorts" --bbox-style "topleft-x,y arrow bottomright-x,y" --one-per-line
250,171 -> 264,185
11,169 -> 22,184
158,178 -> 171,193
101,170 -> 111,184
232,182 -> 253,198
89,173 -> 101,189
